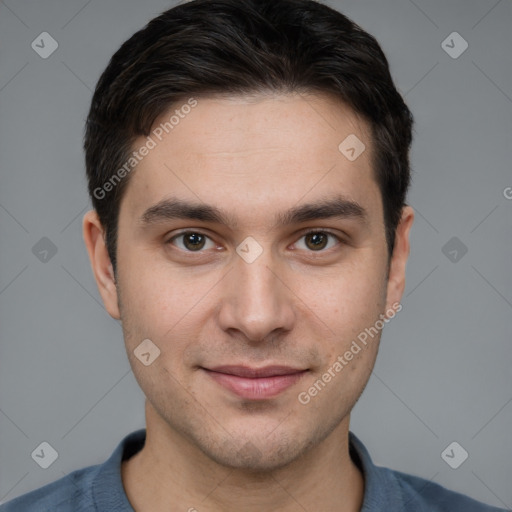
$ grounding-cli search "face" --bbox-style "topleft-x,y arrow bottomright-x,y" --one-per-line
85,93 -> 413,471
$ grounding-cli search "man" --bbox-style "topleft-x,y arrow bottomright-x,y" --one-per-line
1,0 -> 506,510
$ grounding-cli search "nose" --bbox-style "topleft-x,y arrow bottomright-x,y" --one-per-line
217,245 -> 296,344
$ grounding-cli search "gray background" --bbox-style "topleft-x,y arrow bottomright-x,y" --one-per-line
0,0 -> 511,508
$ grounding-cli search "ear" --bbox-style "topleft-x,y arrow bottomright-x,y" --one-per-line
385,205 -> 414,311
82,210 -> 121,320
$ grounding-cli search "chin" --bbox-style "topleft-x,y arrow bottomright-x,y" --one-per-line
206,438 -> 304,472
191,421 -> 324,473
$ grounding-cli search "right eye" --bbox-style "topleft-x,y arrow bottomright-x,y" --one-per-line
166,231 -> 217,252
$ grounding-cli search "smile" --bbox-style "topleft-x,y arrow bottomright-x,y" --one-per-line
201,365 -> 309,400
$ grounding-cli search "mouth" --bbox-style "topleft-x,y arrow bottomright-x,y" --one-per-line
201,365 -> 309,400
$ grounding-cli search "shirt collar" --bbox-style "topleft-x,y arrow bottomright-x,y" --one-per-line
92,429 -> 405,511
92,429 -> 145,511
349,431 -> 406,511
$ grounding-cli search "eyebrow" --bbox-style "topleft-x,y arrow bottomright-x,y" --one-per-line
139,195 -> 368,230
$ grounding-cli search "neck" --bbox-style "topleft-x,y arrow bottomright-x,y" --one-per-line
122,402 -> 364,512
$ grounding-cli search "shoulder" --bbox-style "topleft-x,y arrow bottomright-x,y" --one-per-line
390,468 -> 508,512
0,464 -> 101,512
348,431 -> 507,512
0,429 -> 144,512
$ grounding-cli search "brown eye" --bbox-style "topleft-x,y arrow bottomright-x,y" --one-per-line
183,232 -> 205,251
305,232 -> 328,250
168,231 -> 214,252
295,230 -> 341,252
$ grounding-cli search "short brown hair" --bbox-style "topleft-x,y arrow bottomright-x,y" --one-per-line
84,0 -> 414,273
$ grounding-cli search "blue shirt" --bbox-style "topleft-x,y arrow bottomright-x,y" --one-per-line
1,429 -> 507,511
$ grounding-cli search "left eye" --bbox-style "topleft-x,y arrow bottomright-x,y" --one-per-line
294,231 -> 341,252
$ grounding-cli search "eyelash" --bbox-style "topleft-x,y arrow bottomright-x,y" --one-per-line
166,229 -> 343,254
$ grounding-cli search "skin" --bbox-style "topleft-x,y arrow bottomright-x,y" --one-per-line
83,92 -> 414,512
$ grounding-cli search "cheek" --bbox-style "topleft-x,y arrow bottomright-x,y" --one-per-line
117,256 -> 218,369
302,259 -> 387,368
118,249 -> 184,323
302,255 -> 386,321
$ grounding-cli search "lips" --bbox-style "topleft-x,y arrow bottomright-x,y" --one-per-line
208,365 -> 306,378
202,365 -> 308,400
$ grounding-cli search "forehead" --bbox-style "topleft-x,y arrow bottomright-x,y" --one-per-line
119,93 -> 382,229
